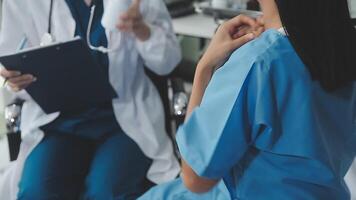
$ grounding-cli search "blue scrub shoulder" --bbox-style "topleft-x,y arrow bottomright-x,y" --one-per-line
175,28 -> 355,200
229,29 -> 307,78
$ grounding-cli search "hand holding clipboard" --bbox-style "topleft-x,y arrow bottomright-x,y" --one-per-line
0,38 -> 117,114
1,37 -> 36,90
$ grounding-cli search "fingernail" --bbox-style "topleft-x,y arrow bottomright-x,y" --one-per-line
33,77 -> 37,82
247,33 -> 255,39
15,72 -> 21,76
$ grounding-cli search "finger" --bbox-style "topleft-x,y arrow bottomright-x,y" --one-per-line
8,74 -> 35,85
119,13 -> 130,21
231,33 -> 255,49
232,31 -> 248,39
8,78 -> 34,89
7,83 -> 21,92
252,26 -> 265,37
232,26 -> 251,39
256,16 -> 265,26
126,0 -> 140,15
0,69 -> 21,78
132,20 -> 142,30
117,20 -> 134,28
116,23 -> 132,32
116,23 -> 124,30
131,0 -> 141,9
235,25 -> 250,33
233,22 -> 266,38
226,15 -> 259,32
7,81 -> 29,92
119,10 -> 140,22
232,25 -> 258,39
7,76 -> 36,91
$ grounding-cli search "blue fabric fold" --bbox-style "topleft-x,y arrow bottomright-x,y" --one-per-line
176,29 -> 356,199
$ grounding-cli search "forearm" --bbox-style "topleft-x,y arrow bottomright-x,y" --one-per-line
181,62 -> 220,193
180,14 -> 263,194
181,159 -> 219,193
185,62 -> 214,119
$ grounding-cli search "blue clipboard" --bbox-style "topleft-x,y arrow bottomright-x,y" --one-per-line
0,38 -> 118,114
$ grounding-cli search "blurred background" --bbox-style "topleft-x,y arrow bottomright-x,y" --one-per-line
0,0 -> 355,197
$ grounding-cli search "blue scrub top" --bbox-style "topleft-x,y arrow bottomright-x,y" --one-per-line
65,0 -> 109,74
42,0 -> 113,131
176,29 -> 356,200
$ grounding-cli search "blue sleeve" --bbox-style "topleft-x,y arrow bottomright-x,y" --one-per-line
176,53 -> 272,179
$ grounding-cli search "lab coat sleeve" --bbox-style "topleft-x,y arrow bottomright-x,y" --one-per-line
0,0 -> 33,101
135,0 -> 182,75
175,50 -> 269,179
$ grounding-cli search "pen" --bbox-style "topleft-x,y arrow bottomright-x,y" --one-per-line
17,37 -> 28,51
2,37 -> 28,87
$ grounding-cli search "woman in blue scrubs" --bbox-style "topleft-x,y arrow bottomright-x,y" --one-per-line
140,0 -> 356,199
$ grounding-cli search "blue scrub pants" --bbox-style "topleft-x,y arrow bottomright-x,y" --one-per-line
17,107 -> 154,200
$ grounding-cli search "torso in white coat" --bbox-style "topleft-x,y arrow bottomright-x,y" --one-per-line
0,0 -> 181,199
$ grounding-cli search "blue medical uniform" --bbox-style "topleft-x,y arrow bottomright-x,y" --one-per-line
140,29 -> 356,200
139,178 -> 231,200
17,1 -> 154,200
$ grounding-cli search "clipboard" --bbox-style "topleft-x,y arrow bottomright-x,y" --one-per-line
0,38 -> 118,114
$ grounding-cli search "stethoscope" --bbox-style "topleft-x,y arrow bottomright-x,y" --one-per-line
44,0 -> 117,53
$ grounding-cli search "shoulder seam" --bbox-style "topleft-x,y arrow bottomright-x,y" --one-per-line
254,35 -> 288,69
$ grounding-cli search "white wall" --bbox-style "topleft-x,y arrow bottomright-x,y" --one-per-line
0,0 -> 6,137
346,159 -> 356,200
0,0 -> 5,138
350,0 -> 356,17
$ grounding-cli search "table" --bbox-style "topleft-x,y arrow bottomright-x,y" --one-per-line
172,14 -> 218,39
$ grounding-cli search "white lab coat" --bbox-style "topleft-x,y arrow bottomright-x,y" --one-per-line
0,0 -> 181,199
346,159 -> 356,200
349,0 -> 356,18
347,82 -> 356,199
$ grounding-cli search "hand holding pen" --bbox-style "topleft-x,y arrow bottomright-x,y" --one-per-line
0,70 -> 36,92
0,37 -> 37,91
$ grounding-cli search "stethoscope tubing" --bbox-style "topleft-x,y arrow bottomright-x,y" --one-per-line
47,0 -> 118,53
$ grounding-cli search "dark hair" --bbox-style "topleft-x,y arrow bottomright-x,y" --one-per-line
275,0 -> 356,91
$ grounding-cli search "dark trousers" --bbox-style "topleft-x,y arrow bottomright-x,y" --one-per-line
17,107 -> 154,200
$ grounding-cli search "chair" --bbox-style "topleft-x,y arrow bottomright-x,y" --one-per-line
4,99 -> 23,161
145,63 -> 193,156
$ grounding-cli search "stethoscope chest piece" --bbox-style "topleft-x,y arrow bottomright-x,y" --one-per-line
40,33 -> 55,46
43,0 -> 55,46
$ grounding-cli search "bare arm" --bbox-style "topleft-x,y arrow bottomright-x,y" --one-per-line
181,15 -> 264,193
117,0 -> 182,75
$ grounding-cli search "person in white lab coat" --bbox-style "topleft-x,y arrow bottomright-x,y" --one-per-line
0,0 -> 181,199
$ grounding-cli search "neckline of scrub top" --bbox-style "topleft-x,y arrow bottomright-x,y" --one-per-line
64,0 -> 109,71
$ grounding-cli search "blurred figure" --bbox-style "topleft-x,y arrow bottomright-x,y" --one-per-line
140,0 -> 356,199
0,0 -> 181,199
